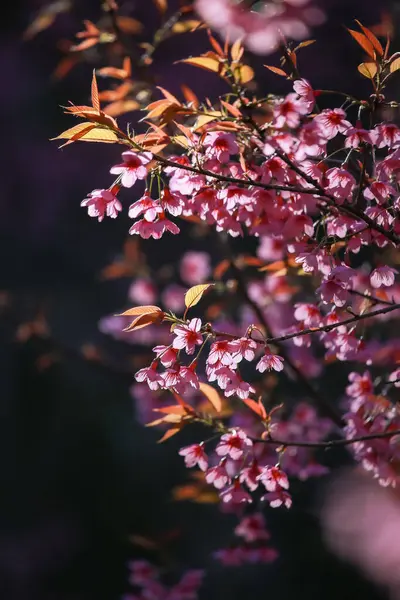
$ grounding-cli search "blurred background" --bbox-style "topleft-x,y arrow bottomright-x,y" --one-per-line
0,0 -> 399,598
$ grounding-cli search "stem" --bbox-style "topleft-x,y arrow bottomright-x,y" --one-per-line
251,429 -> 400,449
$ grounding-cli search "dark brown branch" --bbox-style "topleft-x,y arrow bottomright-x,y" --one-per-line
251,429 -> 400,449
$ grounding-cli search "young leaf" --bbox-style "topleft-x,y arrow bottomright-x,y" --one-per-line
355,20 -> 384,56
231,38 -> 244,62
264,65 -> 287,77
179,56 -> 221,73
184,283 -> 214,309
91,70 -> 100,112
347,29 -> 376,58
242,398 -> 267,420
235,64 -> 254,84
123,312 -> 163,332
358,62 -> 378,79
199,382 -> 222,413
119,305 -> 162,316
390,57 -> 400,73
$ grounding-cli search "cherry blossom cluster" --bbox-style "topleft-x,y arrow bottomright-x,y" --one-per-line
195,0 -> 325,55
179,432 -> 292,510
214,512 -> 278,566
344,371 -> 400,487
124,560 -> 204,600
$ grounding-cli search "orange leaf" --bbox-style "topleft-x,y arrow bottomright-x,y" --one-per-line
123,312 -> 163,332
157,86 -> 181,105
358,62 -> 377,79
264,65 -> 287,77
234,64 -> 254,84
355,20 -> 383,56
152,0 -> 167,13
207,30 -> 225,57
91,70 -> 100,112
242,398 -> 266,419
258,260 -> 286,272
119,305 -> 163,317
171,20 -> 204,34
390,57 -> 400,73
213,259 -> 230,280
220,99 -> 242,118
231,38 -> 244,62
184,283 -> 214,310
181,84 -> 199,108
154,405 -> 188,415
198,382 -> 222,413
116,16 -> 143,34
179,56 -> 222,74
347,28 -> 376,58
157,427 -> 181,443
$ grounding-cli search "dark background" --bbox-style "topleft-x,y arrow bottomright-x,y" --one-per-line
0,0 -> 397,598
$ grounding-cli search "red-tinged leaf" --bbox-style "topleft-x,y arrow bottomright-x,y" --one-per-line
171,20 -> 204,34
220,99 -> 242,118
91,70 -> 100,112
390,57 -> 400,73
242,398 -> 267,419
153,405 -> 188,415
207,30 -> 225,57
264,65 -> 287,77
153,0 -> 167,13
347,28 -> 376,58
295,39 -> 316,50
116,16 -> 143,34
241,256 -> 264,267
258,260 -> 287,272
157,427 -> 181,443
198,382 -> 222,413
123,312 -> 163,332
104,99 -> 140,117
157,86 -> 181,105
99,81 -> 132,102
231,38 -> 244,62
173,121 -> 195,141
181,84 -> 199,108
76,19 -> 99,37
358,62 -> 378,79
184,283 -> 214,310
119,305 -> 163,317
179,56 -> 222,73
71,38 -> 99,52
234,64 -> 254,84
51,122 -> 95,145
213,259 -> 230,280
97,64 -> 130,80
53,124 -> 120,147
52,55 -> 80,80
355,20 -> 384,56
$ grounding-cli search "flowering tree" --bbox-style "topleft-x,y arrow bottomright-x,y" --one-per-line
37,0 -> 400,594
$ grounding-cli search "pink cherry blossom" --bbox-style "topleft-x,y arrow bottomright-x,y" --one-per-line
314,108 -> 351,139
81,188 -> 122,222
134,363 -> 164,390
205,461 -> 230,489
179,443 -> 208,471
227,337 -> 257,363
220,480 -> 252,505
204,131 -> 239,162
128,193 -> 162,221
180,251 -> 211,286
216,430 -> 253,460
172,318 -> 203,355
370,266 -> 397,288
256,352 -> 284,373
110,150 -> 152,188
258,466 -> 289,492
